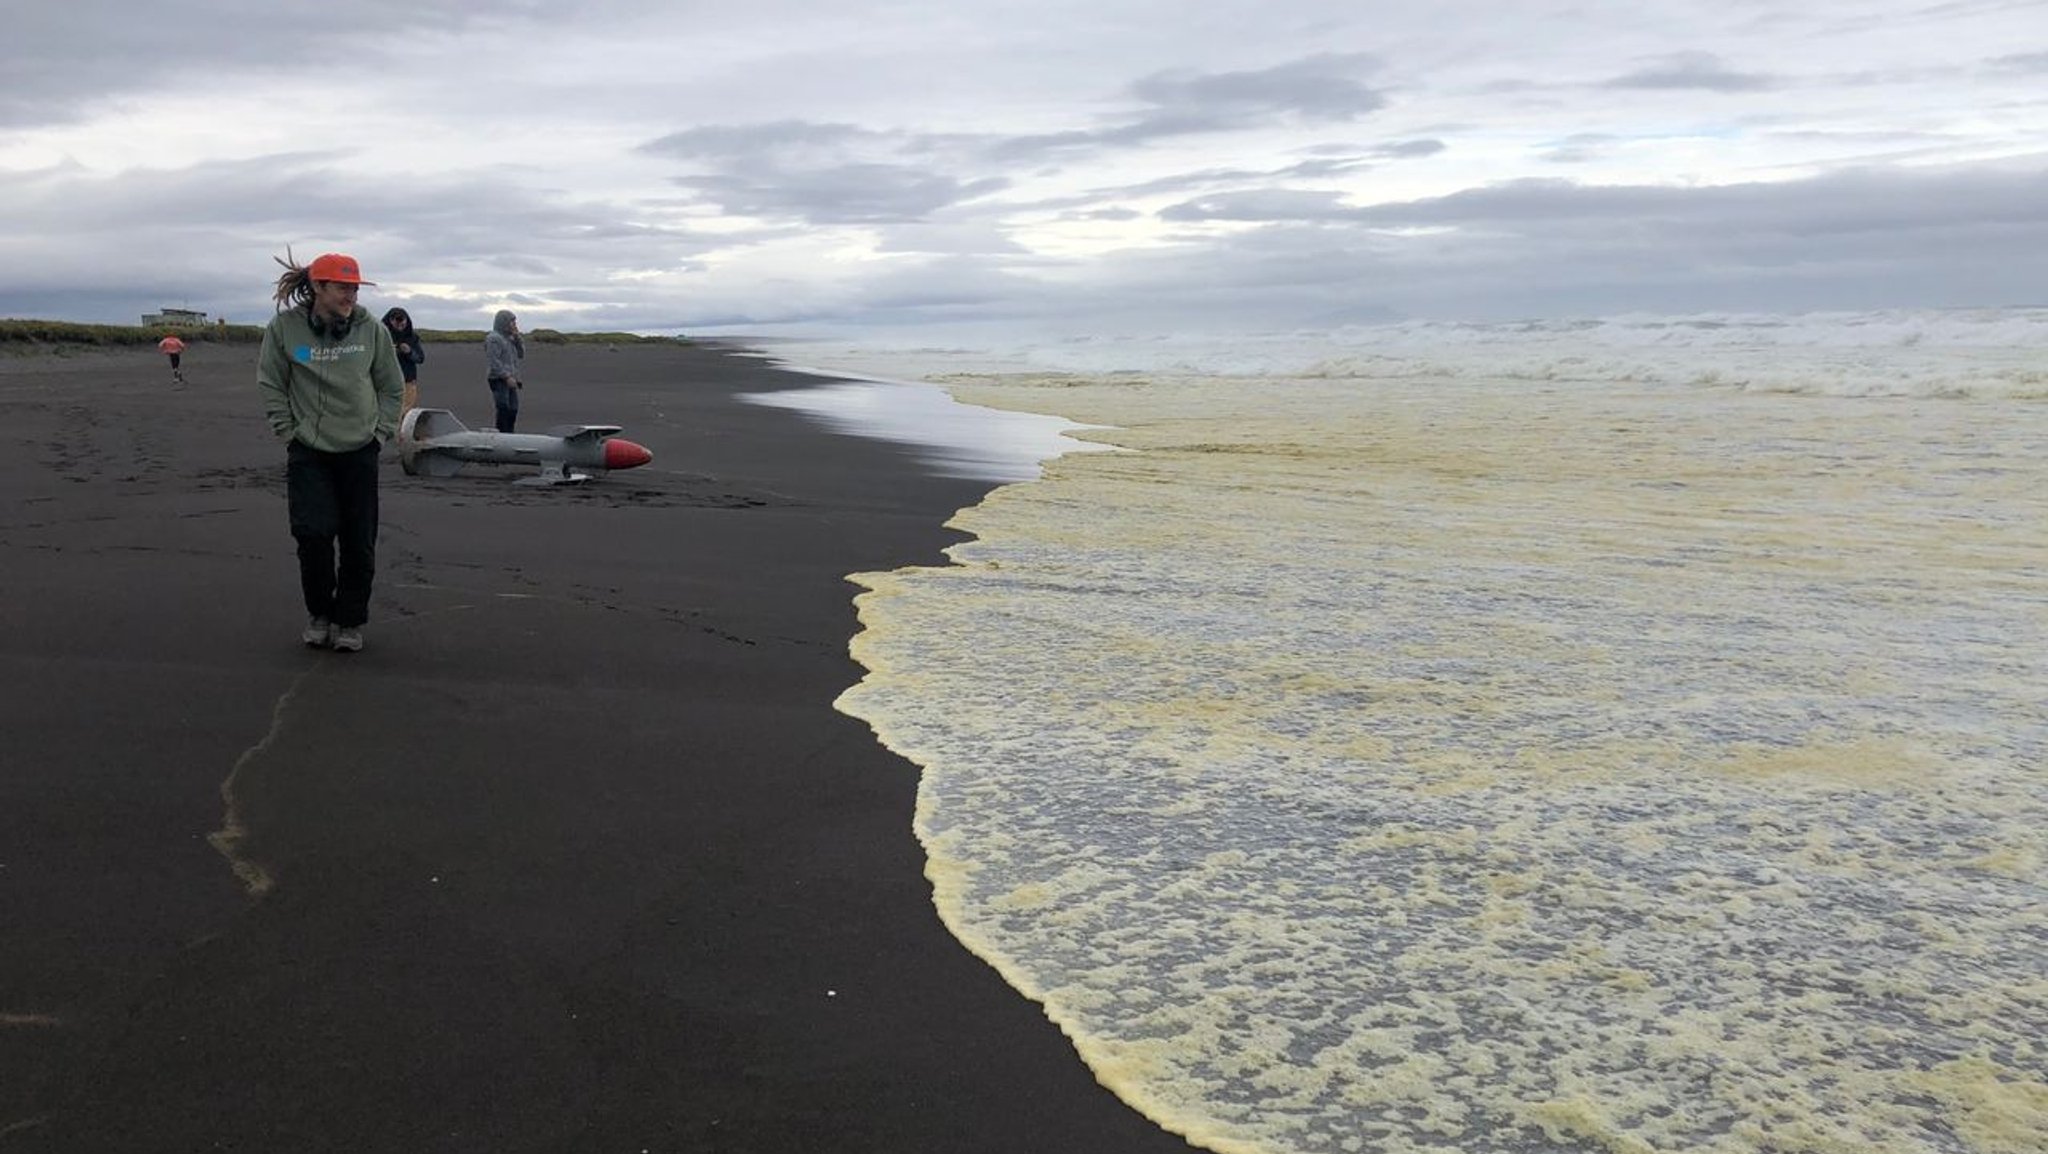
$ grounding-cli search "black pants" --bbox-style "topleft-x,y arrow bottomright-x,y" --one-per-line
286,439 -> 381,627
488,378 -> 519,433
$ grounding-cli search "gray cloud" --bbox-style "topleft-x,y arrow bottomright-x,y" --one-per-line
1128,52 -> 1389,122
3,5 -> 2042,336
634,54 -> 1398,225
1603,51 -> 1777,92
993,53 -> 1392,159
1158,189 -> 1358,222
641,120 -> 1011,222
675,165 -> 1009,224
871,223 -> 1030,256
1540,134 -> 1621,164
0,150 -> 745,327
1371,139 -> 1447,159
1149,166 -> 2048,255
1137,163 -> 2048,320
0,0 -> 566,128
628,160 -> 2048,333
639,121 -> 894,161
8,156 -> 2041,334
1988,51 -> 2048,75
1357,167 -> 2048,237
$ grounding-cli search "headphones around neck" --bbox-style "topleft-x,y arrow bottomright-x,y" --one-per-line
309,308 -> 353,339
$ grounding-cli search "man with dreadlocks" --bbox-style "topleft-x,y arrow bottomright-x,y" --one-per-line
256,251 -> 404,653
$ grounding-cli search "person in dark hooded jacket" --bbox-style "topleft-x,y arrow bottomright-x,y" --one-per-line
381,306 -> 426,417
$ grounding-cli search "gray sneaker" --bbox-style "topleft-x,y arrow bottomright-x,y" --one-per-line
302,616 -> 333,647
331,626 -> 364,653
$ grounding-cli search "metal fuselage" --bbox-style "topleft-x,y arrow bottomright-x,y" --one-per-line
398,408 -> 652,484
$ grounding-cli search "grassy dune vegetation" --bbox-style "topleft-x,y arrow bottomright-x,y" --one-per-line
0,318 -> 685,353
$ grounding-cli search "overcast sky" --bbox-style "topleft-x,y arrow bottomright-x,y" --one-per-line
2,0 -> 2044,336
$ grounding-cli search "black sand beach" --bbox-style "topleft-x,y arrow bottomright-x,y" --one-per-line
0,342 -> 1192,1153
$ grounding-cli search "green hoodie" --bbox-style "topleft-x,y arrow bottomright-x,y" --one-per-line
257,306 -> 405,451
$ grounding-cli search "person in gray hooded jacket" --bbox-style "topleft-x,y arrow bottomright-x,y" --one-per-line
484,309 -> 524,432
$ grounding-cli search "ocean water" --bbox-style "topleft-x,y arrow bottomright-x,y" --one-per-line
753,310 -> 2048,1154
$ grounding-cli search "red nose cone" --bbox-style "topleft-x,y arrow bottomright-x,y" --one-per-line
603,438 -> 652,470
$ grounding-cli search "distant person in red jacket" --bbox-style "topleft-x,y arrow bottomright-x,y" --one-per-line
157,334 -> 187,383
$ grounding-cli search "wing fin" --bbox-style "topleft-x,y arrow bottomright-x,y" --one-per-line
545,424 -> 625,441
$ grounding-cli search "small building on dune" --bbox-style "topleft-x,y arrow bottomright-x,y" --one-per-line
143,307 -> 209,328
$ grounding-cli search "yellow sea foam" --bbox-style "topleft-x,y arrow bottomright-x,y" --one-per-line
840,371 -> 2048,1153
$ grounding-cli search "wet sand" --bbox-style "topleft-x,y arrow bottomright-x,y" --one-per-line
0,341 -> 1193,1153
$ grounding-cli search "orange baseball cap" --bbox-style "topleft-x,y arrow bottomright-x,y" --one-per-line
308,253 -> 375,285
